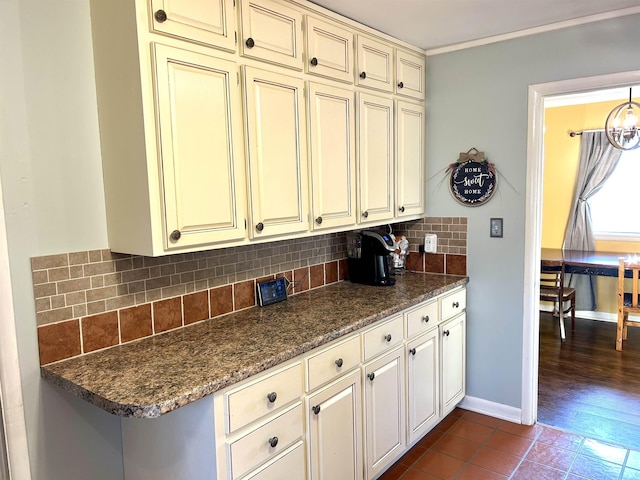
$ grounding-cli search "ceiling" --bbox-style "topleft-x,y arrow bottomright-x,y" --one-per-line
307,0 -> 640,52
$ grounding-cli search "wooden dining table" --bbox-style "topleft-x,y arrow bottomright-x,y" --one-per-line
541,248 -> 636,277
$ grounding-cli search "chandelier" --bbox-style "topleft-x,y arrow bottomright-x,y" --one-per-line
605,87 -> 640,151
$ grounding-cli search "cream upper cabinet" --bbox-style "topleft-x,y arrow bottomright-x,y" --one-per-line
244,67 -> 309,239
395,100 -> 425,219
355,34 -> 394,93
440,313 -> 466,417
307,370 -> 363,480
155,44 -> 247,250
395,49 -> 425,100
149,0 -> 237,51
357,93 -> 394,224
239,0 -> 303,70
308,82 -> 356,231
304,16 -> 353,83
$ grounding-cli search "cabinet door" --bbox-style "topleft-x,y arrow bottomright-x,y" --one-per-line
395,100 -> 425,219
305,16 -> 353,83
307,370 -> 363,480
244,67 -> 309,238
395,50 -> 425,100
154,44 -> 247,250
355,35 -> 393,93
240,0 -> 303,70
308,82 -> 356,231
150,0 -> 236,51
363,348 -> 405,480
406,330 -> 439,445
357,93 -> 394,224
441,313 -> 466,416
242,441 -> 306,480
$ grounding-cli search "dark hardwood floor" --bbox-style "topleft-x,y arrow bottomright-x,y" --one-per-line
538,312 -> 640,450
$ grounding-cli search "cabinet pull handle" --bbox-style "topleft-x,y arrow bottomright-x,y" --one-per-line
399,206 -> 405,213
312,405 -> 321,415
384,334 -> 392,342
362,211 -> 369,218
360,71 -> 366,79
398,81 -> 404,89
315,216 -> 323,225
409,348 -> 417,356
245,37 -> 255,48
170,230 -> 181,242
267,392 -> 277,403
154,9 -> 167,23
310,57 -> 318,66
268,436 -> 278,448
453,301 -> 459,308
256,222 -> 264,232
422,315 -> 430,323
335,358 -> 343,367
444,330 -> 450,337
368,372 -> 375,381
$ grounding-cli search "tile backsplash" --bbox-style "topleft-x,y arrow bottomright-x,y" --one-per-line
33,218 -> 466,365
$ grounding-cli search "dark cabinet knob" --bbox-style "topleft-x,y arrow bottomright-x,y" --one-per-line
267,392 -> 277,403
170,230 -> 181,242
316,216 -> 323,225
409,348 -> 417,356
398,81 -> 404,89
256,222 -> 264,232
268,436 -> 278,448
368,372 -> 375,381
453,301 -> 460,308
246,37 -> 255,48
310,57 -> 318,66
422,315 -> 430,323
360,71 -> 366,79
362,211 -> 369,218
399,206 -> 405,213
312,405 -> 321,415
384,334 -> 392,342
444,330 -> 450,337
154,9 -> 167,23
335,358 -> 343,368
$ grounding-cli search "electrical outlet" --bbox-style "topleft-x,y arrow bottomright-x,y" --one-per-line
424,234 -> 437,253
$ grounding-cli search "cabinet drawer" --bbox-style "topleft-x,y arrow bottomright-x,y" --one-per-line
362,315 -> 403,361
306,335 -> 361,392
440,288 -> 466,321
228,403 -> 303,479
241,441 -> 305,480
225,362 -> 302,433
405,300 -> 438,338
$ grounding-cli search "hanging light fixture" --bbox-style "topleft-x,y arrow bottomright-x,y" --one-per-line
605,87 -> 640,150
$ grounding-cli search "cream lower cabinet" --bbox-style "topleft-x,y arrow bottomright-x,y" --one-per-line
441,312 -> 466,417
244,67 -> 310,239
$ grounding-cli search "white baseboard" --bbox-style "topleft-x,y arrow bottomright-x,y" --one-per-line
458,396 -> 523,424
539,304 -> 620,323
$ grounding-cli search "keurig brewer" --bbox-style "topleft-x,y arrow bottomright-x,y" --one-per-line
347,231 -> 396,286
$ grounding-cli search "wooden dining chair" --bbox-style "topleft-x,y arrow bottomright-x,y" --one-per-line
540,260 -> 576,341
616,258 -> 640,351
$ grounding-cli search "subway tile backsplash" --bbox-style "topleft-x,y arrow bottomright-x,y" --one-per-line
33,218 -> 466,365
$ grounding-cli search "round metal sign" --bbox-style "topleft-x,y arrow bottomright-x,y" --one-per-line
449,160 -> 497,206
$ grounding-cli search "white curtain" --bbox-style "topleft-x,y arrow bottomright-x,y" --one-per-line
562,131 -> 622,310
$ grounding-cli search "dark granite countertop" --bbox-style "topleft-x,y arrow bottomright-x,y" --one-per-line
41,273 -> 468,418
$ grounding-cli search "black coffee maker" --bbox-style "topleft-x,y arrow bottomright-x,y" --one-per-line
347,231 -> 396,286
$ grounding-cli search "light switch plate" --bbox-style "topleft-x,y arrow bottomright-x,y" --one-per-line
490,218 -> 503,238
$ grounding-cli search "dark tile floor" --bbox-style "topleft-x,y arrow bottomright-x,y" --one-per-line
380,408 -> 640,480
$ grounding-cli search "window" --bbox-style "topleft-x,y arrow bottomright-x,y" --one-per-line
589,148 -> 640,239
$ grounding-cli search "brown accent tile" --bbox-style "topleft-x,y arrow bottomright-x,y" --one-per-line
294,267 -> 309,293
413,450 -> 465,479
406,252 -> 425,272
31,254 -> 68,270
450,419 -> 494,443
234,280 -> 255,310
37,320 -> 81,365
309,264 -> 324,289
276,271 -> 294,295
36,307 -> 74,326
120,304 -> 152,343
425,253 -> 445,274
486,430 -> 534,457
256,275 -> 275,285
511,460 -> 565,480
338,259 -> 348,280
82,311 -> 119,353
433,434 -> 480,461
526,441 -> 576,471
153,297 -> 182,333
446,254 -> 467,276
211,285 -> 234,317
325,261 -> 338,284
184,291 -> 209,325
456,464 -> 507,480
470,446 -> 520,476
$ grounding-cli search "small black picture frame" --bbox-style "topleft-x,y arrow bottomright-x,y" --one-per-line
490,218 -> 503,238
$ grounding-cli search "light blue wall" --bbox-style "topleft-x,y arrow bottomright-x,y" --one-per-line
425,13 -> 640,407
